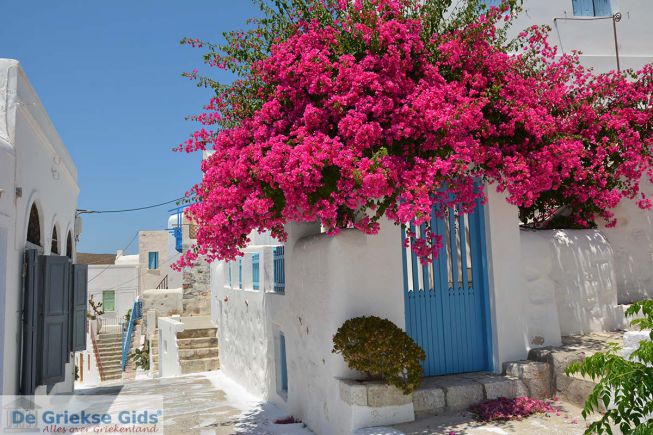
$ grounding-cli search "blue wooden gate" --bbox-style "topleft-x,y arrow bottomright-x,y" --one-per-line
402,200 -> 492,376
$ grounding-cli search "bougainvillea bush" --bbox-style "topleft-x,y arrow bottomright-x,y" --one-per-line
176,0 -> 653,268
470,396 -> 557,422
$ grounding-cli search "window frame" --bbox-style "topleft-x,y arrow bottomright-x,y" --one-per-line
102,290 -> 116,312
148,251 -> 159,270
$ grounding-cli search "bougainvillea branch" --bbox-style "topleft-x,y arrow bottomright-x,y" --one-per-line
175,0 -> 653,268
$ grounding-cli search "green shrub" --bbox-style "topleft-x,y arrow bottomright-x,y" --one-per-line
566,300 -> 653,434
332,316 -> 425,394
131,340 -> 150,371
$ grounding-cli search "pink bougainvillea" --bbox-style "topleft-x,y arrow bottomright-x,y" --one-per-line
175,0 -> 653,268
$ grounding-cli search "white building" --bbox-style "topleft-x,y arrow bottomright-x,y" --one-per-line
208,1 -> 653,434
74,252 -> 139,385
0,59 -> 83,395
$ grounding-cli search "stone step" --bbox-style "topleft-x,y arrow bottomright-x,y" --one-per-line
177,337 -> 218,349
177,328 -> 217,339
412,373 -> 529,416
98,350 -> 122,356
528,343 -> 606,409
178,347 -> 219,360
180,357 -> 219,375
97,343 -> 122,351
98,332 -> 122,340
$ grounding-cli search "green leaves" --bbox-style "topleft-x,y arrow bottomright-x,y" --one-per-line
566,300 -> 653,434
332,316 -> 425,394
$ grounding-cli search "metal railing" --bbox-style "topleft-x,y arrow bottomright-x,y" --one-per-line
89,319 -> 106,381
553,12 -> 623,72
273,246 -> 285,293
156,274 -> 168,290
97,316 -> 121,334
121,300 -> 142,370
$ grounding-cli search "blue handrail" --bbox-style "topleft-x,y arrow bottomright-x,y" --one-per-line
121,299 -> 142,370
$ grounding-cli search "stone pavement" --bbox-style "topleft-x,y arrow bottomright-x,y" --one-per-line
75,371 -> 314,435
77,373 -> 241,434
387,401 -> 598,435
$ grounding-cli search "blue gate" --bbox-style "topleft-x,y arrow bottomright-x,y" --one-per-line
402,200 -> 492,376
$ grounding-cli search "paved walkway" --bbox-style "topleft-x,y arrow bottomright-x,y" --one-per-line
75,371 -> 313,435
390,403 -> 593,435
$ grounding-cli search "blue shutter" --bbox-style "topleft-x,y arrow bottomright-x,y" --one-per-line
71,264 -> 88,351
593,0 -> 612,16
148,252 -> 158,269
273,246 -> 285,293
252,254 -> 260,290
482,0 -> 501,7
21,250 -> 41,395
41,255 -> 71,386
572,0 -> 595,16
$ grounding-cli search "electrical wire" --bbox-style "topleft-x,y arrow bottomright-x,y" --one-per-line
77,197 -> 187,214
86,232 -> 139,284
89,251 -> 182,291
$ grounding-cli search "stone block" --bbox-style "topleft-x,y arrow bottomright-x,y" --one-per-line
412,387 -> 445,414
339,380 -> 367,406
503,360 -> 552,399
438,379 -> 484,412
366,382 -> 412,407
475,375 -> 525,400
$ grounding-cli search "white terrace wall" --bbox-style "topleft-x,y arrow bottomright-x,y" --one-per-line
520,229 -> 623,338
600,180 -> 653,304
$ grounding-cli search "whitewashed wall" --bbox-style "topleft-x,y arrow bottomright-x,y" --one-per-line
0,59 -> 79,395
600,180 -> 653,304
87,258 -> 139,325
521,229 -> 623,337
158,316 -> 184,378
512,0 -> 653,73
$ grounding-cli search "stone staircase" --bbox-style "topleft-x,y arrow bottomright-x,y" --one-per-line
176,326 -> 219,375
96,331 -> 123,382
150,332 -> 159,375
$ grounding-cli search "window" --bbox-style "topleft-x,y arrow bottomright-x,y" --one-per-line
102,290 -> 115,312
273,246 -> 285,293
252,254 -> 260,290
572,0 -> 611,16
148,251 -> 159,269
50,226 -> 59,254
227,262 -> 232,287
26,204 -> 41,246
278,332 -> 288,396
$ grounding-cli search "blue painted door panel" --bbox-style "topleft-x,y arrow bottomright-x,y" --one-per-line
402,198 -> 492,376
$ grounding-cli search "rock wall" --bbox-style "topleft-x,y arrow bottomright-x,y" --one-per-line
182,259 -> 211,316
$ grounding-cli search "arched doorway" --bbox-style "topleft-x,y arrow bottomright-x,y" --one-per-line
26,204 -> 41,247
66,232 -> 73,259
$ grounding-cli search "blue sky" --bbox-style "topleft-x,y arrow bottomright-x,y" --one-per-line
0,0 -> 259,254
